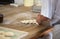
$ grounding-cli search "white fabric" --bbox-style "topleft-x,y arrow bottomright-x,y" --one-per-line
40,0 -> 57,19
53,24 -> 60,39
41,0 -> 52,19
39,0 -> 60,39
49,32 -> 53,39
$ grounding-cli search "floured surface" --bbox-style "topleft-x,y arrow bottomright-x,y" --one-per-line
3,12 -> 38,25
3,13 -> 23,24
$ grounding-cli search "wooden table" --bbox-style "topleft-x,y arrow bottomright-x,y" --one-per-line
0,24 -> 53,39
0,5 -> 53,39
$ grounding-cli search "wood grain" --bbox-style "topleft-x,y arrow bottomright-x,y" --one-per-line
0,5 -> 53,39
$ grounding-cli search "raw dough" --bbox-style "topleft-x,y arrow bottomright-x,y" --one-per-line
0,31 -> 5,35
21,20 -> 29,24
5,32 -> 15,37
0,35 -> 11,39
20,19 -> 38,24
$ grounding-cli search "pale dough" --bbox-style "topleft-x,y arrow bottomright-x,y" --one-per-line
0,35 -> 11,39
4,32 -> 15,37
20,19 -> 38,24
21,20 -> 29,23
0,31 -> 15,37
0,31 -> 14,39
0,31 -> 5,35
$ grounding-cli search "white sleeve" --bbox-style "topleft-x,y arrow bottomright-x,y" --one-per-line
41,0 -> 53,19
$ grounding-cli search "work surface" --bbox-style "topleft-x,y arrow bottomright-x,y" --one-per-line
0,24 -> 51,39
0,5 -> 52,39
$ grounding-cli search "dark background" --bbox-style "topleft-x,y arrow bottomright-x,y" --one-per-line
0,0 -> 14,4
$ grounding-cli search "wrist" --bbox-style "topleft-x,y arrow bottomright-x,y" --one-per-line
41,15 -> 50,21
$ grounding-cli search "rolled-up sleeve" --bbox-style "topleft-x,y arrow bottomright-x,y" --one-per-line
41,0 -> 56,19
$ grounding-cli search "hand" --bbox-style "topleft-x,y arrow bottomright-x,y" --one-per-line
39,28 -> 53,38
43,28 -> 53,35
36,13 -> 49,25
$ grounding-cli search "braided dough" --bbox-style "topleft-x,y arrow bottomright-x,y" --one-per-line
20,19 -> 38,24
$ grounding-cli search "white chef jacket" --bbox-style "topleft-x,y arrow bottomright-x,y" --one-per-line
41,0 -> 60,25
41,0 -> 58,19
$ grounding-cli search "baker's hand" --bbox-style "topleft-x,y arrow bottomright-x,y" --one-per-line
36,13 -> 49,25
39,28 -> 53,38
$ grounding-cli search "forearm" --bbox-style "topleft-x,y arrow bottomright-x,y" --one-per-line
37,0 -> 56,25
